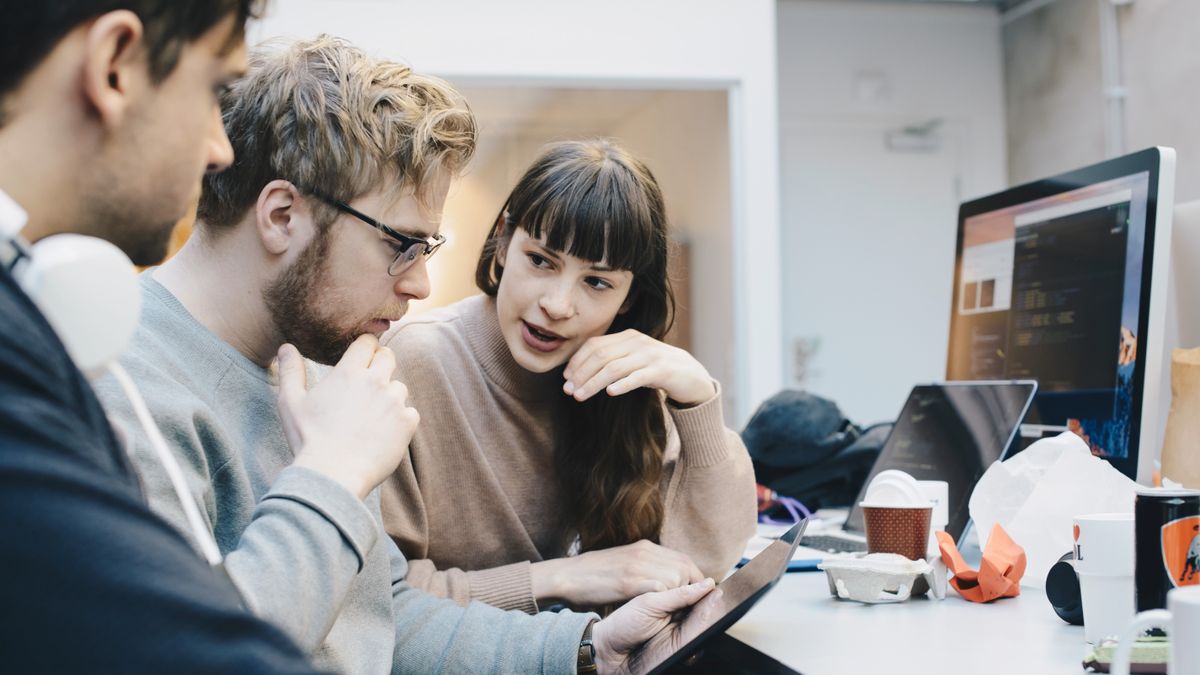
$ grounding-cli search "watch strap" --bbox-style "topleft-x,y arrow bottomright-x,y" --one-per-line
577,618 -> 598,674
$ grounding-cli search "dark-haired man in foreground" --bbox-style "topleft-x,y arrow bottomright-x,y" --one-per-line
0,1 -> 329,671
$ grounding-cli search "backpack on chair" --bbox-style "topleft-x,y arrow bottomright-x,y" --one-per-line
742,389 -> 891,512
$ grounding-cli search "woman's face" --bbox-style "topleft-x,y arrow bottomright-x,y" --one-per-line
496,228 -> 635,373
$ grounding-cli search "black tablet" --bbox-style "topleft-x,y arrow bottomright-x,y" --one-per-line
628,519 -> 808,675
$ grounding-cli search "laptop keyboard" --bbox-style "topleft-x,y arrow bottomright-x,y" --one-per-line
799,534 -> 868,554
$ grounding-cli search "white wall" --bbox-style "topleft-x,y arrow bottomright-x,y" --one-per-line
777,0 -> 1007,423
779,1 -> 1007,200
253,0 -> 781,425
1004,0 -> 1200,201
1123,0 -> 1200,202
1003,0 -> 1105,185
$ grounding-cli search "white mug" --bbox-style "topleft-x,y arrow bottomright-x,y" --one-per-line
1110,585 -> 1200,675
1073,512 -> 1135,644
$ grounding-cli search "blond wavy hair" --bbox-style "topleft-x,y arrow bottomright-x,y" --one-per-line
198,34 -> 476,231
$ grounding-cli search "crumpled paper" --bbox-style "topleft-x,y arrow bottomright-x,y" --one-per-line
1162,347 -> 1200,488
937,524 -> 1025,603
968,431 -> 1136,589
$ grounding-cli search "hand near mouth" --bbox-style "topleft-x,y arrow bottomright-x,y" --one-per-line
562,329 -> 716,406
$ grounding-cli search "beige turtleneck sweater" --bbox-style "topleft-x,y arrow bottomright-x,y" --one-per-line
379,295 -> 757,614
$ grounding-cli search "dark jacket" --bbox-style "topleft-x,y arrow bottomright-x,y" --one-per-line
0,266 -> 319,673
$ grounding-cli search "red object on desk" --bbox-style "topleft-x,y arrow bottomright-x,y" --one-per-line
937,524 -> 1026,603
756,483 -> 779,512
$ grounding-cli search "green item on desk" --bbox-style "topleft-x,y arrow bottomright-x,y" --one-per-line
1082,636 -> 1168,673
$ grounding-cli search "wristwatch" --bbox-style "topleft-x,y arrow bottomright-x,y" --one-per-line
577,619 -> 598,674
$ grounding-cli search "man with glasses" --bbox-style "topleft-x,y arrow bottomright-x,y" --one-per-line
93,35 -> 716,674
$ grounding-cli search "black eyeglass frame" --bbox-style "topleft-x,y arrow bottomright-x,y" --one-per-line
310,192 -> 445,276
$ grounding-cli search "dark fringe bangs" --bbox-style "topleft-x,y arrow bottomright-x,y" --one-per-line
513,156 -> 660,276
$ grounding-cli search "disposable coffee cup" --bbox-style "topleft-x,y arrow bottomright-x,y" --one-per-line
861,503 -> 933,561
1074,512 -> 1135,644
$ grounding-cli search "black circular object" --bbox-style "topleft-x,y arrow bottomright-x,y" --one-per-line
1045,553 -> 1083,625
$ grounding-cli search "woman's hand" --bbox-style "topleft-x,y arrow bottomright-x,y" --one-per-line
531,540 -> 705,607
562,329 -> 716,406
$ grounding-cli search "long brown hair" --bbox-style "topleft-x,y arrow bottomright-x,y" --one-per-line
476,139 -> 674,553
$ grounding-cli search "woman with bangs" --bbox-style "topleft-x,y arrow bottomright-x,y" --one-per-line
379,139 -> 757,614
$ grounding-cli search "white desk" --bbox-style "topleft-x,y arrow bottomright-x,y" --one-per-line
727,572 -> 1089,674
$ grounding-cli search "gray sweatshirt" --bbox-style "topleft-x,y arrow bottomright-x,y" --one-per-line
92,274 -> 594,674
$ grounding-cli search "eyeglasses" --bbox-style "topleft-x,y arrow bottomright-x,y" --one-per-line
311,192 -> 445,276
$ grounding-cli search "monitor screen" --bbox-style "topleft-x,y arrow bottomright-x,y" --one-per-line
946,148 -> 1176,480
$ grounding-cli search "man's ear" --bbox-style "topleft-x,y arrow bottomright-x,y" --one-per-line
255,180 -> 307,255
81,10 -> 147,130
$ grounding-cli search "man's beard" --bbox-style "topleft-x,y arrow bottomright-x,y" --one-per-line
262,231 -> 357,366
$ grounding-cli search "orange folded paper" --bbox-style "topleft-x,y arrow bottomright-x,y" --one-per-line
936,524 -> 1026,603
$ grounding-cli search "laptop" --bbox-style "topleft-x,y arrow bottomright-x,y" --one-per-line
791,380 -> 1037,561
628,519 -> 808,675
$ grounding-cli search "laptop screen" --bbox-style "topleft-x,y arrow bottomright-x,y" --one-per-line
843,382 -> 1037,539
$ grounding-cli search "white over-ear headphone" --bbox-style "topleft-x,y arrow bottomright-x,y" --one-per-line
5,233 -> 224,566
12,234 -> 141,376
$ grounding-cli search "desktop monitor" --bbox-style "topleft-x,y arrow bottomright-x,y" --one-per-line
945,147 -> 1176,482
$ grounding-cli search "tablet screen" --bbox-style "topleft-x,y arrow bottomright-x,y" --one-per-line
628,520 -> 807,675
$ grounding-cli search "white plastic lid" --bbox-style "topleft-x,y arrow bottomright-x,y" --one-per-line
862,469 -> 927,507
858,502 -> 934,510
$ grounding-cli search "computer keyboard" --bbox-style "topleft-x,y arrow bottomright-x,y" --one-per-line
799,534 -> 868,553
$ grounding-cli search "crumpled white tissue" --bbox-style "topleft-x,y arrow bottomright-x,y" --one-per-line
969,431 -> 1137,589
